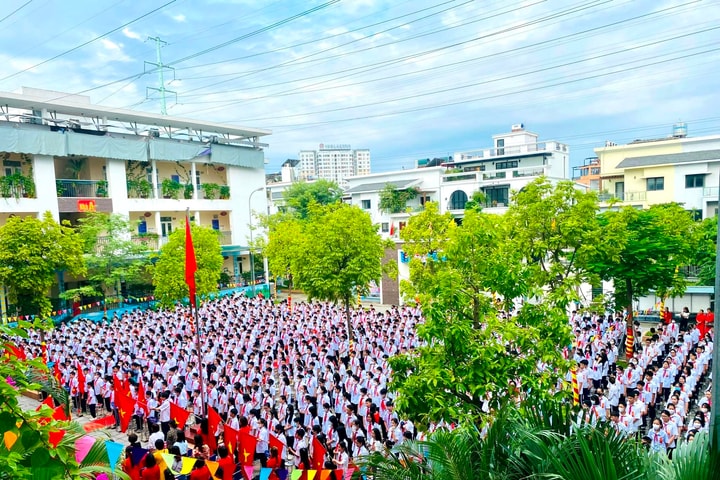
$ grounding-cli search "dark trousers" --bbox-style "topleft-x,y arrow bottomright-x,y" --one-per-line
88,403 -> 96,418
161,421 -> 170,436
254,452 -> 267,468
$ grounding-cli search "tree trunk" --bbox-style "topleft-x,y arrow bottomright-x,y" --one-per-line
344,296 -> 353,344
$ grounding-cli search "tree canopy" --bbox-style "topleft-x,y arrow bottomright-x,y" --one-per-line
0,213 -> 85,316
282,179 -> 342,219
150,222 -> 223,307
75,212 -> 151,297
587,203 -> 695,319
378,183 -> 419,214
392,202 -> 571,425
505,178 -> 601,307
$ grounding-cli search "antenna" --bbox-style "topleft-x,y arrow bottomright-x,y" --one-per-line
145,36 -> 177,115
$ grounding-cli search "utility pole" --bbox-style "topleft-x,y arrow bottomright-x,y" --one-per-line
145,36 -> 176,115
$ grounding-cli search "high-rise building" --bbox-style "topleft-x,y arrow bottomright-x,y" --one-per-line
299,144 -> 370,188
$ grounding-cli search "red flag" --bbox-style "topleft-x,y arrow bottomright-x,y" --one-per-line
36,396 -> 55,412
224,423 -> 239,455
48,429 -> 66,448
4,343 -> 26,360
77,367 -> 86,395
170,402 -> 190,430
184,213 -> 197,309
113,375 -> 129,398
207,406 -> 222,451
51,405 -> 69,422
53,362 -> 62,383
237,430 -> 257,466
83,414 -> 116,433
137,379 -> 149,416
311,435 -> 326,471
115,392 -> 135,432
269,432 -> 285,460
389,223 -> 395,236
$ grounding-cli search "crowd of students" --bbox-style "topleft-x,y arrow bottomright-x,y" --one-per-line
569,310 -> 714,456
23,294 -> 427,479
13,293 -> 716,478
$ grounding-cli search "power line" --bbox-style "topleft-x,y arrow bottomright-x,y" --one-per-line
0,0 -> 178,84
0,0 -> 32,25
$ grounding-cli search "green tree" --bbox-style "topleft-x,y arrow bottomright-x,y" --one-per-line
0,213 -> 85,316
278,203 -> 387,339
392,202 -> 571,425
75,212 -> 151,297
0,320 -> 127,479
150,222 -> 223,307
505,177 -> 601,307
259,212 -> 304,290
282,179 -> 342,219
692,215 -> 716,286
378,183 -> 419,213
588,203 -> 695,325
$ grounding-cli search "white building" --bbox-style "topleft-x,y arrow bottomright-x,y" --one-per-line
299,144 -> 371,188
345,124 -> 570,304
0,87 -> 270,306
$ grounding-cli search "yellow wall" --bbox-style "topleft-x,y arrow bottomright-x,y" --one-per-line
596,141 -> 683,177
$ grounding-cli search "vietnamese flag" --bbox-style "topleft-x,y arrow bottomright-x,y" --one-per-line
269,432 -> 285,460
237,430 -> 257,466
36,396 -> 55,412
224,423 -> 239,456
137,379 -> 149,417
77,367 -> 86,395
113,375 -> 129,398
311,435 -> 326,471
170,401 -> 190,430
184,212 -> 197,309
207,406 -> 222,451
53,362 -> 62,383
115,391 -> 135,432
4,343 -> 26,360
51,405 -> 69,422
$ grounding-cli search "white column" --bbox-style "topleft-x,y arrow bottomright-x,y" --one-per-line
151,160 -> 159,199
191,161 -> 198,199
195,211 -> 200,225
106,158 -> 128,218
33,154 -> 59,221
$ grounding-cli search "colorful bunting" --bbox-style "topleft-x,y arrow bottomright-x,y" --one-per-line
106,440 -> 124,472
162,453 -> 195,474
307,470 -> 317,480
3,430 -> 18,450
276,469 -> 289,480
243,465 -> 255,480
344,468 -> 356,480
131,447 -> 149,467
51,405 -> 69,422
259,468 -> 272,480
206,459 -> 219,477
320,470 -> 331,480
290,470 -> 302,480
75,436 -> 95,463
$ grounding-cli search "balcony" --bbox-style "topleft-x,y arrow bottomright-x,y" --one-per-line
456,141 -> 567,161
512,166 -> 546,178
483,171 -> 507,180
56,179 -> 107,198
703,187 -> 718,198
624,191 -> 646,202
94,234 -> 160,252
442,172 -> 478,183
217,230 -> 232,245
598,192 -> 623,202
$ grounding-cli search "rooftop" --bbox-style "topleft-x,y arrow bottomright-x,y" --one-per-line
616,149 -> 720,169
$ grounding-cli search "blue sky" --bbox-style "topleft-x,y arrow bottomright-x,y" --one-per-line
0,0 -> 718,174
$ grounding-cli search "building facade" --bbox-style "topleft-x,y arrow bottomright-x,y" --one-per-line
0,87 -> 270,305
299,144 -> 370,188
595,123 -> 720,218
345,124 -> 571,304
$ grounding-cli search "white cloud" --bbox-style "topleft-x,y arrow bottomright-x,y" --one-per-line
122,27 -> 142,41
172,14 -> 187,23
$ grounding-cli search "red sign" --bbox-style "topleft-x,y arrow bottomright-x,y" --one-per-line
77,200 -> 96,212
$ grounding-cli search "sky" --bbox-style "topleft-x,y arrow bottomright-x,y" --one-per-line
0,0 -> 718,175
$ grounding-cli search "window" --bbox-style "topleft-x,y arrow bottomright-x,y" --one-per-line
646,177 -> 664,191
685,174 -> 705,189
420,195 -> 431,205
483,186 -> 509,206
381,222 -> 389,233
361,199 -> 371,209
448,190 -> 468,210
496,160 -> 518,169
687,209 -> 702,221
496,139 -> 505,156
590,167 -> 600,175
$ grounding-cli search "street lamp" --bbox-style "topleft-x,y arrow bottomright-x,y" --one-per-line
248,186 -> 265,296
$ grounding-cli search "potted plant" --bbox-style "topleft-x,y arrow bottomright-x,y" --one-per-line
21,174 -> 35,198
137,179 -> 152,198
8,172 -> 25,199
202,182 -> 220,199
161,178 -> 182,199
0,176 -> 12,198
184,183 -> 194,199
95,180 -> 108,197
219,185 -> 230,199
56,180 -> 66,197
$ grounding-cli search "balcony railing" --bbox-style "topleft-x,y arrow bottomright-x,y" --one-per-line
512,167 -> 546,178
598,192 -> 624,202
217,230 -> 232,245
624,191 -> 647,202
442,172 -> 478,182
456,141 -> 567,161
483,171 -> 507,180
703,187 -> 718,197
56,179 -> 106,198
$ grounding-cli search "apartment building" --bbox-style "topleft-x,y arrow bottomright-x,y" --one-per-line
345,124 -> 571,304
299,144 -> 371,188
595,123 -> 720,218
0,87 -> 270,295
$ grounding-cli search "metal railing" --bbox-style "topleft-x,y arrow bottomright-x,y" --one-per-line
624,191 -> 647,202
56,179 -> 105,198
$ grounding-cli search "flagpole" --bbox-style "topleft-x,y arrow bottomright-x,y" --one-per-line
186,208 -> 207,420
